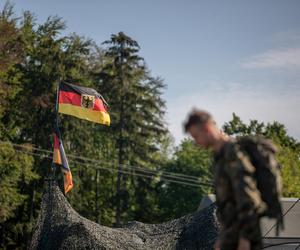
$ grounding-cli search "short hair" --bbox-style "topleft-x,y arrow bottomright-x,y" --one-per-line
184,109 -> 213,133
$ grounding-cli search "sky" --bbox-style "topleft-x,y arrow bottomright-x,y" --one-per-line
4,0 -> 300,144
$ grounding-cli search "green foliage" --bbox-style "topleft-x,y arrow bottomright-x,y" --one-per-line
0,142 -> 37,249
1,4 -> 171,247
0,142 -> 36,222
94,32 -> 168,224
277,146 -> 300,197
0,4 -> 37,248
0,3 -> 25,140
0,3 -> 98,248
156,139 -> 213,221
98,32 -> 167,165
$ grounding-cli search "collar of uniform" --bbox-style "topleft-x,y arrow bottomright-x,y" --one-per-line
213,138 -> 236,161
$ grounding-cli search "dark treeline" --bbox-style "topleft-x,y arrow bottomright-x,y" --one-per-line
0,3 -> 299,249
0,4 -> 212,248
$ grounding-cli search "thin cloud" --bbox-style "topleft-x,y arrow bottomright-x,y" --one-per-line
166,83 -> 300,145
271,30 -> 300,44
241,48 -> 300,69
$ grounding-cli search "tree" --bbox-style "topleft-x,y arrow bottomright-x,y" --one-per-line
0,2 -> 24,140
155,139 -> 213,221
0,4 -> 37,249
95,32 -> 168,225
0,5 -> 103,247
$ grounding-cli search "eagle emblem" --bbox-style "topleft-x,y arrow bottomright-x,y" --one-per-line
81,94 -> 95,109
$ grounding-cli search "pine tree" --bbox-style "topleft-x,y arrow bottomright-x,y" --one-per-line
95,32 -> 168,225
0,4 -> 37,248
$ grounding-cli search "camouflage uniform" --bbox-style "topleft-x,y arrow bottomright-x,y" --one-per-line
214,140 -> 267,250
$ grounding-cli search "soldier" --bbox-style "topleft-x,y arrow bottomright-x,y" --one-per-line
184,109 -> 266,250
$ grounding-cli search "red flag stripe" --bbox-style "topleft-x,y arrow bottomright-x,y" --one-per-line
53,133 -> 60,149
59,91 -> 107,112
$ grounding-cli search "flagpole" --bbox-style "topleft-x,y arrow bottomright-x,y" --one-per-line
51,79 -> 61,176
55,79 -> 60,129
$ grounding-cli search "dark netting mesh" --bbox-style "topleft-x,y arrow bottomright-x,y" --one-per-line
29,180 -> 219,250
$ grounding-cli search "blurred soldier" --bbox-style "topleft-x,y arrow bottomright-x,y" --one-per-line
184,109 -> 268,250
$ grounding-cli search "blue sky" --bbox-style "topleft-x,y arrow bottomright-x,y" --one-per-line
5,0 -> 300,144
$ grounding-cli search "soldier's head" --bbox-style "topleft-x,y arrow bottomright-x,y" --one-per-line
184,109 -> 224,150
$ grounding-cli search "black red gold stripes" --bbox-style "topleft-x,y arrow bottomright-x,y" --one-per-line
54,82 -> 110,194
58,82 -> 110,125
52,132 -> 73,194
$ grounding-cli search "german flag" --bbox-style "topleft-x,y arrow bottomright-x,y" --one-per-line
53,131 -> 73,194
58,82 -> 110,125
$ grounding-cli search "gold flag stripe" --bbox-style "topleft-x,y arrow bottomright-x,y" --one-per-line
53,148 -> 62,165
58,104 -> 110,125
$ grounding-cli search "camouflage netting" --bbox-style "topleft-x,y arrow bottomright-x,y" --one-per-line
30,180 -> 219,250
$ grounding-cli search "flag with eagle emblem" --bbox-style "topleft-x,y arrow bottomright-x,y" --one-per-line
58,82 -> 110,125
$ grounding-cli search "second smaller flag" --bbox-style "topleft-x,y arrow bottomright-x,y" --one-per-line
53,131 -> 73,194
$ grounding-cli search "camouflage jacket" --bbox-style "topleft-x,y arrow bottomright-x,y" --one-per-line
213,140 -> 267,246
